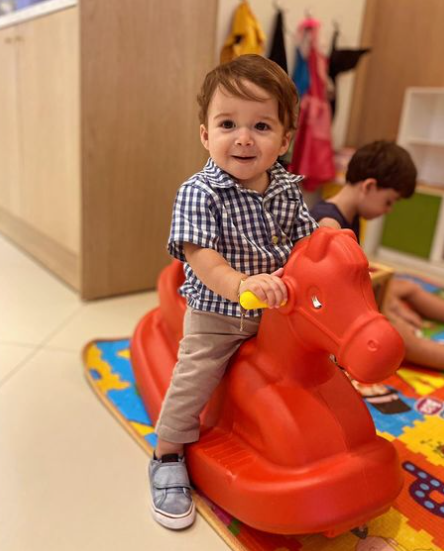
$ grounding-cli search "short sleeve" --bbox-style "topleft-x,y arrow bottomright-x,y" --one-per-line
293,188 -> 319,240
167,184 -> 220,262
311,201 -> 347,226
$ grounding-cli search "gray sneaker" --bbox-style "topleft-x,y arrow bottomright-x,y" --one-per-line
149,453 -> 196,529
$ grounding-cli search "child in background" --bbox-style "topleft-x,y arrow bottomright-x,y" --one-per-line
311,141 -> 444,369
311,141 -> 415,242
149,54 -> 318,530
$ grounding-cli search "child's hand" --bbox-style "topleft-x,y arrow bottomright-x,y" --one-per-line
239,268 -> 287,308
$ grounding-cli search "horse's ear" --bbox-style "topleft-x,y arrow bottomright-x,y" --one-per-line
342,229 -> 358,242
305,228 -> 333,262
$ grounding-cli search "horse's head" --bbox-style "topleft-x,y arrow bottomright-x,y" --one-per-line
279,227 -> 404,383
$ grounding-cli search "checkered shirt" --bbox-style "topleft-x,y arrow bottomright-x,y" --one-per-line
168,158 -> 318,318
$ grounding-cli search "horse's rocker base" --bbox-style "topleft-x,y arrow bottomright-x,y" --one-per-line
131,228 -> 405,537
189,429 -> 402,536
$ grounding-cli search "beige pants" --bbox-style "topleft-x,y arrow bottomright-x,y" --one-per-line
155,307 -> 260,444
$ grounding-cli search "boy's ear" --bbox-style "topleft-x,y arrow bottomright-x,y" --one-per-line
200,124 -> 210,150
362,178 -> 377,193
279,131 -> 292,155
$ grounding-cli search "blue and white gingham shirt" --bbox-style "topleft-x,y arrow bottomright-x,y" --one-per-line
168,158 -> 318,318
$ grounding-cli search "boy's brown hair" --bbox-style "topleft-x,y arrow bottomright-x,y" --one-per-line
346,140 -> 417,198
197,54 -> 299,132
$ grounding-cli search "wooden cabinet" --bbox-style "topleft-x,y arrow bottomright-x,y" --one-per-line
347,0 -> 444,147
18,9 -> 80,255
0,0 -> 218,298
0,26 -> 20,216
0,8 -> 80,287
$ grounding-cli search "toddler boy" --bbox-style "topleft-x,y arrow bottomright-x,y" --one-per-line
149,54 -> 318,529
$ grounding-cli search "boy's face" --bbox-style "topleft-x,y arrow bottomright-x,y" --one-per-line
200,82 -> 291,191
358,181 -> 401,220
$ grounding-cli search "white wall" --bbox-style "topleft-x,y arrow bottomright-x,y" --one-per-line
216,0 -> 366,149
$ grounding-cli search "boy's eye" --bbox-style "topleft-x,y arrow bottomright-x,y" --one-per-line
220,120 -> 235,129
255,122 -> 270,131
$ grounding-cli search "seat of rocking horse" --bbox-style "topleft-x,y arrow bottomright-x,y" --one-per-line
131,228 -> 405,536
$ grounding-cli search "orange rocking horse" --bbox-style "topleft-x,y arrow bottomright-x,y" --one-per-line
131,227 -> 405,537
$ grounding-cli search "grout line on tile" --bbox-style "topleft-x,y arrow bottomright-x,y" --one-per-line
36,304 -> 85,349
0,305 -> 84,389
0,346 -> 41,388
0,340 -> 37,349
42,344 -> 86,353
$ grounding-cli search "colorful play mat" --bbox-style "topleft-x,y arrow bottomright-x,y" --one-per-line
84,276 -> 444,551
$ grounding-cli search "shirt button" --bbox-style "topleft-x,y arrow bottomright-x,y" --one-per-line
271,235 -> 279,245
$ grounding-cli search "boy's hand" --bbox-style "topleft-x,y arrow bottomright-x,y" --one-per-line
239,268 -> 287,308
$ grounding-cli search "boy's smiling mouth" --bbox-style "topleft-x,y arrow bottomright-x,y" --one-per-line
232,155 -> 256,162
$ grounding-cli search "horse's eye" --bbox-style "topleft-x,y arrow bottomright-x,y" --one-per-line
311,295 -> 322,309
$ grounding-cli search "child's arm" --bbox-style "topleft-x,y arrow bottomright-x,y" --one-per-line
184,243 -> 287,308
387,313 -> 444,370
384,279 -> 444,328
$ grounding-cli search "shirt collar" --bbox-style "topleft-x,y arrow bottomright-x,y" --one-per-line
203,158 -> 235,188
203,157 -> 304,191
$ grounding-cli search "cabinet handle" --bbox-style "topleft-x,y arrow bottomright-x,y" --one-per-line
5,37 -> 13,44
15,36 -> 24,42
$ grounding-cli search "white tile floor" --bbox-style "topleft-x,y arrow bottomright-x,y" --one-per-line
0,234 -> 229,551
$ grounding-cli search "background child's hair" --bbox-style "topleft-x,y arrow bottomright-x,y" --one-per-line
346,140 -> 417,198
197,54 -> 299,132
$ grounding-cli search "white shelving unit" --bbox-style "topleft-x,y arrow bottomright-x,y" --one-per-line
365,87 -> 444,279
398,87 -> 444,187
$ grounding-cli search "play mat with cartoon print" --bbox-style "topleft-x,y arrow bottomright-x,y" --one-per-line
83,275 -> 444,551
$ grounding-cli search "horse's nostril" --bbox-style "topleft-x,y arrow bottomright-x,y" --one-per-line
367,340 -> 379,352
311,295 -> 322,309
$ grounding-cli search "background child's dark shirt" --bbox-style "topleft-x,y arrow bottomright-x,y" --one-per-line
310,200 -> 360,243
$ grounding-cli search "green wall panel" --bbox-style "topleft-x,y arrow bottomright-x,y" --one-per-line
381,193 -> 441,259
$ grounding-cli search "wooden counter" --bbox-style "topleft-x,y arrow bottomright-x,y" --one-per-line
0,0 -> 218,299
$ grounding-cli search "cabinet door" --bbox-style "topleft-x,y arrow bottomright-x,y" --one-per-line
347,0 -> 444,147
80,0 -> 218,299
0,26 -> 20,215
16,8 -> 80,253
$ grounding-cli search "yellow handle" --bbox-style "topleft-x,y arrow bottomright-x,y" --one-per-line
239,291 -> 287,310
239,291 -> 268,310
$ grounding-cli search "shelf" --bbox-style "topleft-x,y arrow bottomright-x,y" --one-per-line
407,88 -> 444,95
405,146 -> 444,186
416,182 -> 444,196
376,247 -> 444,280
399,89 -> 444,147
407,138 -> 444,148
